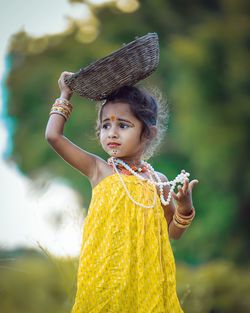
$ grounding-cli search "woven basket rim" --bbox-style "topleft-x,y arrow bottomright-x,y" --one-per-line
73,32 -> 158,76
64,32 -> 159,100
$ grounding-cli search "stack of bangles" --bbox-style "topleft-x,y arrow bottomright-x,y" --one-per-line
49,98 -> 73,121
173,207 -> 195,229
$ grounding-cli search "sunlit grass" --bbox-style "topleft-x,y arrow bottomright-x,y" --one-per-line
1,246 -> 250,313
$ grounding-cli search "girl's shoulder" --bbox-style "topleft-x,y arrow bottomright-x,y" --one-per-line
90,158 -> 114,189
90,158 -> 170,190
153,171 -> 172,200
155,171 -> 169,182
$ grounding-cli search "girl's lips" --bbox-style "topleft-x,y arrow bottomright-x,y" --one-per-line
107,143 -> 121,148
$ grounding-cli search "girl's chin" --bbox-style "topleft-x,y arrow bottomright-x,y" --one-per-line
108,149 -> 123,157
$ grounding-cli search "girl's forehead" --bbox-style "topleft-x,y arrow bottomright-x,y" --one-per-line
101,102 -> 134,119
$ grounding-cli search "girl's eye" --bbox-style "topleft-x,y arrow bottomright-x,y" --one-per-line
102,123 -> 110,129
101,122 -> 129,129
120,123 -> 129,129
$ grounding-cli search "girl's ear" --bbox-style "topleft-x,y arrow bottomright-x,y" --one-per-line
142,126 -> 157,142
149,126 -> 157,140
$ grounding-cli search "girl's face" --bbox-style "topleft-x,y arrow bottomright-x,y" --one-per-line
99,101 -> 147,161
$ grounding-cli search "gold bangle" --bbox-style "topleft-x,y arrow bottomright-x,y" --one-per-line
49,98 -> 74,121
173,207 -> 196,229
176,208 -> 195,220
51,105 -> 71,116
52,103 -> 73,114
49,110 -> 68,121
173,218 -> 190,229
50,106 -> 70,117
55,98 -> 73,109
173,214 -> 192,226
174,211 -> 195,224
174,214 -> 191,225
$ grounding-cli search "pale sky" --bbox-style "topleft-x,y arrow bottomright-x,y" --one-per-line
0,0 -> 110,257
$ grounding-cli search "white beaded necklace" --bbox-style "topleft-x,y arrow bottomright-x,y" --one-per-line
109,157 -> 190,207
111,157 -> 157,209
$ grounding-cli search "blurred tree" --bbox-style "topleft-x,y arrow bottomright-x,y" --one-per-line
5,0 -> 250,264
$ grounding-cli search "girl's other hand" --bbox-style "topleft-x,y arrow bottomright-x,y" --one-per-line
171,177 -> 199,214
58,71 -> 74,100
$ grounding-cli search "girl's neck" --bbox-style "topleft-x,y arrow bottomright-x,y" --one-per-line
108,156 -> 148,176
113,156 -> 144,167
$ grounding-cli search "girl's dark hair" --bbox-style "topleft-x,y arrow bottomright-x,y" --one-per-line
96,85 -> 169,160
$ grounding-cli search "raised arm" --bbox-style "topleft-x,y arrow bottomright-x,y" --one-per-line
45,71 -> 103,183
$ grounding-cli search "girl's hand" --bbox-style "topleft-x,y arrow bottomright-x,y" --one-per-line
58,71 -> 74,99
171,174 -> 199,214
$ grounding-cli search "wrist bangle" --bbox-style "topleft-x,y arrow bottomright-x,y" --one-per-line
176,207 -> 195,220
172,207 -> 195,229
49,110 -> 68,121
56,98 -> 73,109
173,218 -> 190,229
52,102 -> 72,112
49,98 -> 73,121
174,214 -> 191,225
51,105 -> 70,116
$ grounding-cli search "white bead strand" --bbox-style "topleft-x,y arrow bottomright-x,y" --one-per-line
109,157 -> 190,207
111,157 -> 157,209
142,161 -> 190,205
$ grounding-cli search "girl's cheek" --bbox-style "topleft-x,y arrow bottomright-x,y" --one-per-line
99,131 -> 105,140
99,135 -> 103,143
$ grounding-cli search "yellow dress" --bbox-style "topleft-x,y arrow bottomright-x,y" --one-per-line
71,173 -> 184,313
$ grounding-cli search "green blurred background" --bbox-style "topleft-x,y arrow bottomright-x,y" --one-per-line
1,0 -> 250,312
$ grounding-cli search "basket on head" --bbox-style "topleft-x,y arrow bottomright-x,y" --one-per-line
64,33 -> 159,100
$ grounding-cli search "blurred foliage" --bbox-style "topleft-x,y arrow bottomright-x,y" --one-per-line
177,260 -> 250,312
4,0 -> 250,265
0,248 -> 77,313
0,248 -> 250,313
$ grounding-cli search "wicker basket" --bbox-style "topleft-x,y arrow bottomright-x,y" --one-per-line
64,33 -> 159,100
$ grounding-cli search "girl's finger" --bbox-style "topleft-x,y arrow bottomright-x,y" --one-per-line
177,185 -> 184,197
62,72 -> 70,78
171,191 -> 179,201
182,179 -> 189,194
189,180 -> 199,192
64,72 -> 74,76
60,71 -> 73,78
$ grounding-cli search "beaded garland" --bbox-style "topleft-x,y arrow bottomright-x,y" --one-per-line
108,157 -> 190,207
114,163 -> 148,175
109,157 -> 157,209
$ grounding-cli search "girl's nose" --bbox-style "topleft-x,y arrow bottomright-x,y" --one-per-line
108,126 -> 118,138
108,132 -> 118,139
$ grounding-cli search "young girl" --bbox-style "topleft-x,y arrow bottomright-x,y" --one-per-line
45,71 -> 198,313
